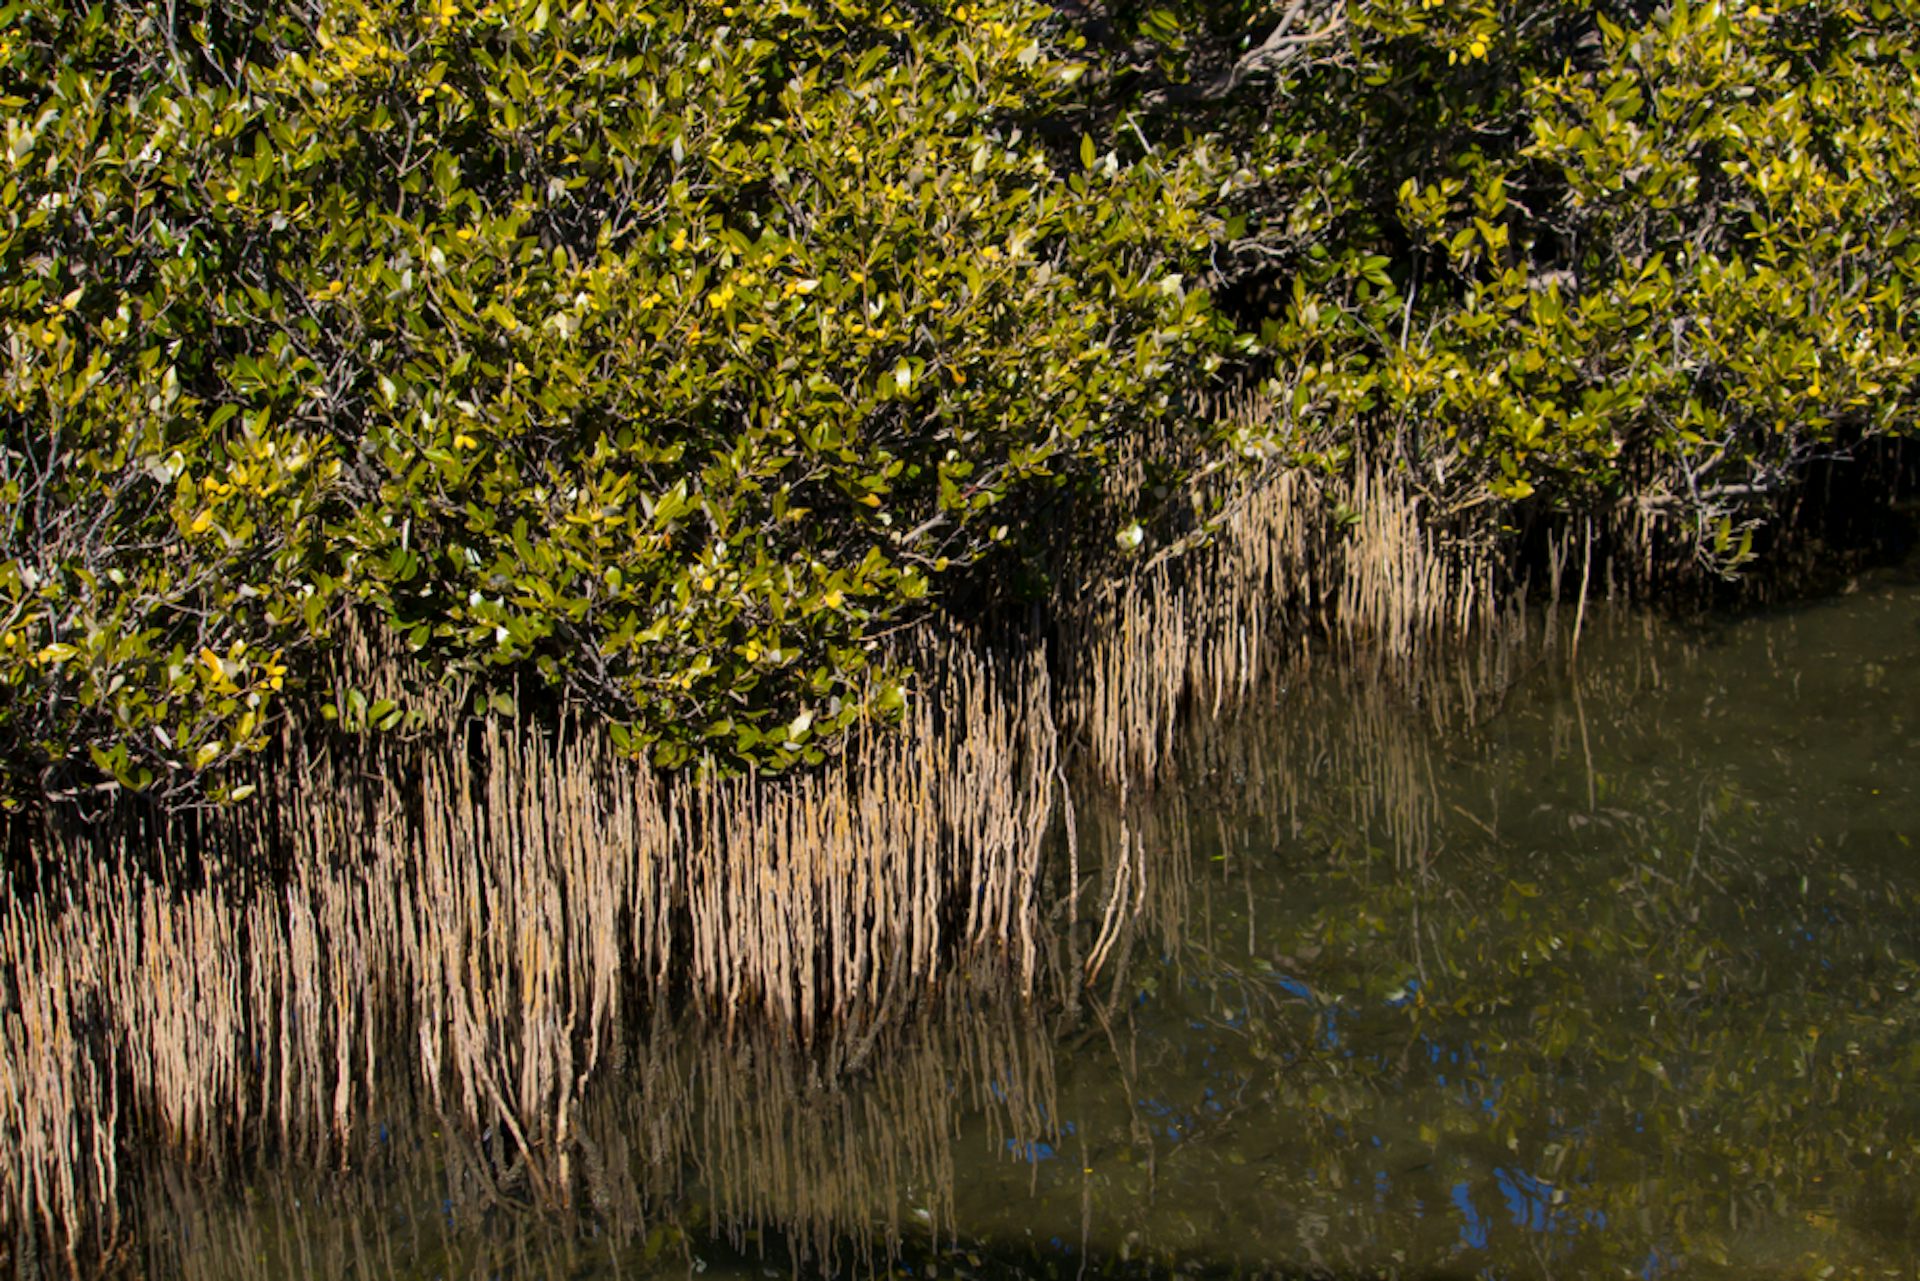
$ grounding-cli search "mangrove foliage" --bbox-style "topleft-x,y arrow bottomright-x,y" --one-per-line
2,0 -> 1917,806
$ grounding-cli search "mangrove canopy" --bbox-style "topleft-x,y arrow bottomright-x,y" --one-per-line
2,0 -> 1917,808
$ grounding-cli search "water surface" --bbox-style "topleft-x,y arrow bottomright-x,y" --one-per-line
138,567 -> 1920,1280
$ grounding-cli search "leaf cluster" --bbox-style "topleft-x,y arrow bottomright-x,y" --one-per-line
1109,0 -> 1920,567
0,0 -> 1228,802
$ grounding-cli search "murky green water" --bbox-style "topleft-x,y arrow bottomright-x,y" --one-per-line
137,565 -> 1920,1280
936,573 -> 1920,1279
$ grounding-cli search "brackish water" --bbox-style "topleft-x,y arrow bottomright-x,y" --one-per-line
137,564 -> 1920,1280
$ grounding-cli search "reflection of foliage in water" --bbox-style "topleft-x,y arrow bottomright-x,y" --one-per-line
119,578 -> 1920,1279
946,579 -> 1920,1278
1177,840 -> 1920,1276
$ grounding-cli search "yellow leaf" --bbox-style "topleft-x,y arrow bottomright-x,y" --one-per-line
190,508 -> 214,534
199,648 -> 230,686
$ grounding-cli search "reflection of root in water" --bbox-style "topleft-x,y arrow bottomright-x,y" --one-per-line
129,975 -> 1070,1280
